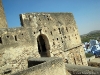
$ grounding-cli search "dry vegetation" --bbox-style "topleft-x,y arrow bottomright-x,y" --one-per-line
88,61 -> 100,67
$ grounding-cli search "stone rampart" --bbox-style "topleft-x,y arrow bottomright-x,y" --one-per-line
11,57 -> 68,75
66,64 -> 100,75
0,13 -> 87,74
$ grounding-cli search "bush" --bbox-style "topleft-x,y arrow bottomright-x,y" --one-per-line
85,53 -> 94,57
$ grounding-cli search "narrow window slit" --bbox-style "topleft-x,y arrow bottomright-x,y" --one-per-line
57,38 -> 58,40
58,28 -> 61,34
0,37 -> 2,44
15,36 -> 17,41
74,58 -> 76,64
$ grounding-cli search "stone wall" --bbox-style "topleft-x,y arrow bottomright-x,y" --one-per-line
0,0 -> 7,28
20,13 -> 87,65
64,45 -> 87,65
66,64 -> 100,75
0,13 -> 87,74
20,13 -> 81,49
0,27 -> 40,74
11,57 -> 68,75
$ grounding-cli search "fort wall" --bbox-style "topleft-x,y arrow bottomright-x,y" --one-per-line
0,13 -> 88,74
0,0 -> 7,28
20,13 -> 87,65
66,64 -> 100,75
11,57 -> 68,75
0,27 -> 40,74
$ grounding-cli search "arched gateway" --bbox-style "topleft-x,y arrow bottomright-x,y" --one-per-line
37,34 -> 51,57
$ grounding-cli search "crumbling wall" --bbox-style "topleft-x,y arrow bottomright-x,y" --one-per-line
66,64 -> 100,75
20,13 -> 87,65
0,27 -> 40,75
0,0 -> 7,28
11,57 -> 68,75
64,45 -> 87,65
0,12 -> 87,75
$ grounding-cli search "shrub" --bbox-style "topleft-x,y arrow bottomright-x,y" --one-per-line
85,53 -> 94,57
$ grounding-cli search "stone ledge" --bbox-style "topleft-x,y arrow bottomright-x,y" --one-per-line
11,57 -> 67,75
64,44 -> 82,52
66,64 -> 100,75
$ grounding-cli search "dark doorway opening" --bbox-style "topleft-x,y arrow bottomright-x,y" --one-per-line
28,60 -> 45,68
37,34 -> 50,57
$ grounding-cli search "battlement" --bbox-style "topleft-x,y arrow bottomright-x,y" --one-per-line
20,13 -> 75,28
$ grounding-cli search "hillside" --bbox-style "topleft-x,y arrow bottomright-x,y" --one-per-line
81,30 -> 100,43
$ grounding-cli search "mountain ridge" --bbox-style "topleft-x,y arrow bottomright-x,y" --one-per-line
80,30 -> 100,43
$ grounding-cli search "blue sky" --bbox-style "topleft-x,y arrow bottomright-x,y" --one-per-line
2,0 -> 100,35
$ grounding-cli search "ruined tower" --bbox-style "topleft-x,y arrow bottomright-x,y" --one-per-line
0,0 -> 88,74
0,0 -> 7,28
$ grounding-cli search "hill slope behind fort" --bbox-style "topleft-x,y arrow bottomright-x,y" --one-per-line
81,30 -> 100,43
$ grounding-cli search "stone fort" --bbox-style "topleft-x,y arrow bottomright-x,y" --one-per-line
1,0 -> 100,75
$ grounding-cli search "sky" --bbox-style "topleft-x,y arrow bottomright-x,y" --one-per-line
2,0 -> 100,35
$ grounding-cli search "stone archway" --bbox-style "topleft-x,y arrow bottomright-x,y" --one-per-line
37,34 -> 51,57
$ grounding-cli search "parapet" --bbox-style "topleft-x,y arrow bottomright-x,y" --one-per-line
20,12 -> 76,28
11,57 -> 68,75
66,64 -> 100,75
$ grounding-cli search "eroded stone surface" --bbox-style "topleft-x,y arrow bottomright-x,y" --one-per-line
0,1 -> 87,74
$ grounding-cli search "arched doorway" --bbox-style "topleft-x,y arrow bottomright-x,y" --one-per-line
37,34 -> 51,57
